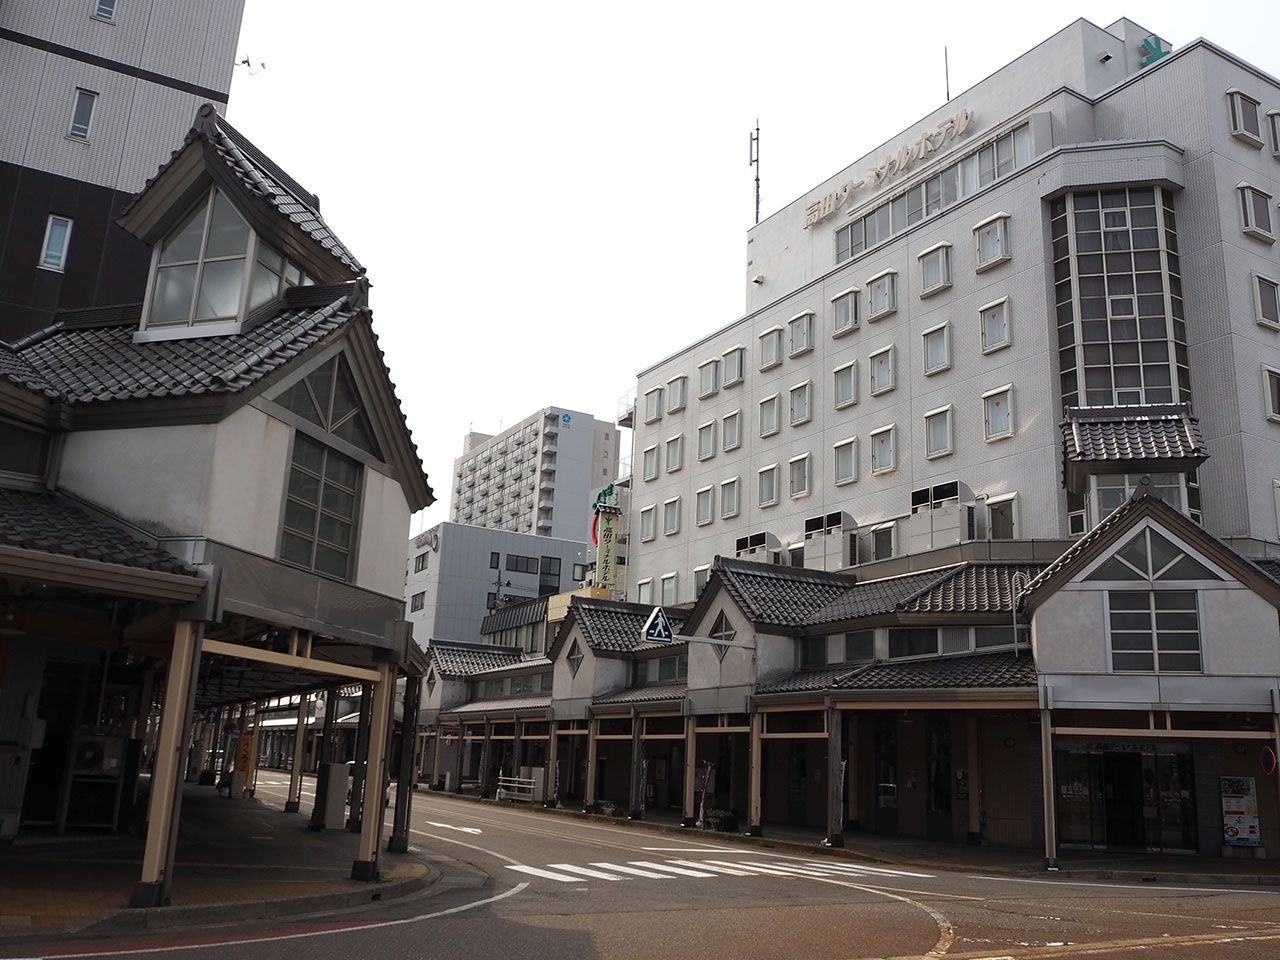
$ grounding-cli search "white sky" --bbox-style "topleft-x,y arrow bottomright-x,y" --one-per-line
226,0 -> 1279,534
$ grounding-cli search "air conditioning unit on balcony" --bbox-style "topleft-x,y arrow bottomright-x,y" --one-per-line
801,511 -> 855,571
906,501 -> 979,554
734,530 -> 781,562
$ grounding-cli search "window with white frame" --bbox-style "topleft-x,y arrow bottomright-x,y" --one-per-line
788,312 -> 814,356
983,385 -> 1014,440
410,591 -> 425,612
639,505 -> 656,541
67,88 -> 97,140
720,476 -> 740,518
1265,366 -> 1280,422
871,521 -> 895,560
789,381 -> 811,425
759,394 -> 779,437
1255,275 -> 1280,329
918,243 -> 952,296
867,270 -> 897,320
697,421 -> 716,460
758,464 -> 779,507
832,287 -> 860,336
663,497 -> 681,535
980,297 -> 1011,351
759,327 -> 783,369
723,346 -> 745,386
1239,183 -> 1274,241
93,0 -> 117,21
722,410 -> 741,451
986,493 -> 1016,539
833,360 -> 857,409
642,444 -> 659,481
643,387 -> 663,423
667,375 -> 688,413
694,565 -> 711,597
974,213 -> 1011,270
924,405 -> 953,458
665,434 -> 683,472
1228,89 -> 1264,145
922,322 -> 950,375
834,437 -> 857,485
698,358 -> 720,398
636,579 -> 653,605
788,454 -> 810,498
38,215 -> 73,272
870,425 -> 895,474
660,573 -> 679,606
869,345 -> 894,395
695,486 -> 714,525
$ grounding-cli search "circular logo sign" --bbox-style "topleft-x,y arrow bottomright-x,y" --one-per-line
561,413 -> 572,425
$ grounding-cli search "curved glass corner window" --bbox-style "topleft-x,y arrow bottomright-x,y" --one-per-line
275,354 -> 383,458
149,190 -> 250,327
280,432 -> 361,581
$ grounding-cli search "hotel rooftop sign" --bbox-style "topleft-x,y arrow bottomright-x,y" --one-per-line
804,108 -> 974,229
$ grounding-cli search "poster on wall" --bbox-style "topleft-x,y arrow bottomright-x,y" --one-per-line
1220,776 -> 1261,847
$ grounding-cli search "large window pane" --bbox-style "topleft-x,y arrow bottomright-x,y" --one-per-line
151,264 -> 197,325
194,257 -> 245,319
204,191 -> 250,258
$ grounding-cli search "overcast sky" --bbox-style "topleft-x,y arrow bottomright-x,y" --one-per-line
226,0 -> 1278,535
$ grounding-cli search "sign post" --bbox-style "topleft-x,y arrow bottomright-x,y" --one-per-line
591,484 -> 622,597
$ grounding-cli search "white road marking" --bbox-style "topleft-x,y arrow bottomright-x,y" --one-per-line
703,860 -> 799,877
506,865 -> 588,883
587,862 -> 674,879
423,820 -> 482,835
803,860 -> 935,879
667,859 -> 753,876
737,860 -> 837,877
969,874 -> 1280,896
546,863 -> 630,881
639,846 -> 737,852
628,860 -> 717,877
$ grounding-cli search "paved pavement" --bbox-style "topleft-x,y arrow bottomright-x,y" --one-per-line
8,775 -> 1280,959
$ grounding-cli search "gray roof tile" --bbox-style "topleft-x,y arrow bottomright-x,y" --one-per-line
572,597 -> 688,654
756,667 -> 856,694
594,684 -> 687,705
445,696 -> 552,716
835,651 -> 1037,691
897,562 -> 1046,614
1062,404 -> 1207,465
806,568 -> 955,625
715,557 -> 853,628
429,644 -> 523,677
481,596 -> 548,636
1252,558 -> 1280,583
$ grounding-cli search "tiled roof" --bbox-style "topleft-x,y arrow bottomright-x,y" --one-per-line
429,644 -> 523,677
715,557 -> 853,629
471,656 -> 552,678
594,684 -> 687,705
572,597 -> 688,654
756,667 -> 855,694
481,596 -> 548,636
897,562 -> 1046,614
0,344 -> 57,398
835,651 -> 1037,691
806,569 -> 955,625
1252,558 -> 1280,583
445,696 -> 552,716
0,488 -> 196,576
1062,404 -> 1207,466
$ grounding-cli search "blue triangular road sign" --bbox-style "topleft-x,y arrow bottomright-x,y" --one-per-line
642,607 -> 674,644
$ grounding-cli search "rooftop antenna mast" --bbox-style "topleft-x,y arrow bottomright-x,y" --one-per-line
749,120 -> 761,225
944,46 -> 950,101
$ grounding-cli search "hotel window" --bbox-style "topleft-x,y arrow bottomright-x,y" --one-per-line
833,360 -> 857,409
635,581 -> 653,606
697,420 -> 716,461
759,327 -> 783,370
660,573 -> 679,606
922,321 -> 950,375
413,552 -> 428,573
68,88 -> 97,140
1265,367 -> 1280,422
789,380 -> 811,426
985,493 -> 1016,539
983,385 -> 1013,440
643,387 -> 663,423
38,215 -> 73,272
694,565 -> 711,597
974,213 -> 1011,271
980,298 -> 1011,352
869,425 -> 895,475
695,486 -> 714,525
698,358 -> 720,398
145,189 -> 252,329
410,592 -> 425,612
720,476 -> 740,518
759,394 -> 779,437
869,345 -> 894,395
722,346 -> 745,386
834,436 -> 858,485
871,521 -> 895,560
1255,275 -> 1280,329
722,410 -> 741,451
93,0 -> 117,21
788,454 -> 811,498
1109,590 -> 1201,672
1228,89 -> 1264,146
572,562 -> 588,582
663,497 -> 681,535
642,444 -> 659,481
280,434 -> 361,581
918,243 -> 952,297
924,405 -> 953,459
758,464 -> 779,507
867,270 -> 897,320
1270,110 -> 1280,156
1240,184 -> 1274,241
639,505 -> 656,541
667,375 -> 688,413
832,287 -> 860,336
665,434 -> 683,472
788,311 -> 814,357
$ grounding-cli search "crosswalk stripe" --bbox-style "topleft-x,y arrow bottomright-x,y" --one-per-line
588,862 -> 674,879
668,859 -> 753,876
506,865 -> 585,882
548,863 -> 629,881
803,861 -> 934,879
737,860 -> 836,876
702,860 -> 799,876
628,860 -> 717,877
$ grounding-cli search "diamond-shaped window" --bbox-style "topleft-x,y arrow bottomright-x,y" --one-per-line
567,639 -> 584,676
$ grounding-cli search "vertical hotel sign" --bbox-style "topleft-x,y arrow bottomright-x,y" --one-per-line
592,483 -> 621,593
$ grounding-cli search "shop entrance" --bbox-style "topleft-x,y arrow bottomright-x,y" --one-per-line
1102,753 -> 1146,848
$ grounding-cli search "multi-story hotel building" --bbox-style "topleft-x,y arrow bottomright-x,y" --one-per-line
625,17 -> 1280,604
451,406 -> 619,543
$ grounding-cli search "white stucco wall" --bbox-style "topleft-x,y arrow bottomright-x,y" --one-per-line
205,404 -> 290,557
355,465 -> 412,599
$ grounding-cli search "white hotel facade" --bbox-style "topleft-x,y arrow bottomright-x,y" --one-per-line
625,17 -> 1280,604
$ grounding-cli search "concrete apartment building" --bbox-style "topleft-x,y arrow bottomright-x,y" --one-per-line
0,0 -> 245,340
451,406 -> 619,543
625,17 -> 1280,605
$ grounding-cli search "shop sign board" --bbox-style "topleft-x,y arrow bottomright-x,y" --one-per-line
1221,776 -> 1261,846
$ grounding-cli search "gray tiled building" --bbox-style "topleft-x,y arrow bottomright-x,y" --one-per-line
625,17 -> 1280,603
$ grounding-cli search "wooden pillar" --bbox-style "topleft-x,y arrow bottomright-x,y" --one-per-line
430,729 -> 443,789
628,712 -> 644,818
584,718 -> 599,809
681,716 -> 697,825
511,719 -> 524,783
967,715 -> 983,842
131,620 -> 203,907
825,704 -> 843,847
748,710 -> 763,836
545,725 -> 559,805
1040,707 -> 1058,868
453,724 -> 465,793
352,662 -> 393,880
285,694 -> 309,812
309,687 -> 339,830
246,701 -> 263,796
389,669 -> 421,852
347,683 -> 373,831
846,713 -> 859,829
478,722 -> 493,797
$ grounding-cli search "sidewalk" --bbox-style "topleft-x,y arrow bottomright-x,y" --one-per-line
0,785 -> 433,936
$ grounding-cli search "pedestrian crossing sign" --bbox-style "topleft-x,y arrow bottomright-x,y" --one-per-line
642,606 -> 675,644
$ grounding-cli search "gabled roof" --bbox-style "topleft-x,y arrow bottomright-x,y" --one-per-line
1061,404 -> 1208,491
428,643 -> 523,678
481,596 -> 548,636
833,651 -> 1037,691
551,596 -> 688,658
694,557 -> 854,634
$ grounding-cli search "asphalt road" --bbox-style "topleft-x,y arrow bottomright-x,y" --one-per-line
15,777 -> 1280,960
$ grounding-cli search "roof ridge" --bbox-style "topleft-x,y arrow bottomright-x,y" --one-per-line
717,554 -> 854,585
209,294 -> 350,387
